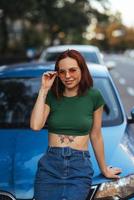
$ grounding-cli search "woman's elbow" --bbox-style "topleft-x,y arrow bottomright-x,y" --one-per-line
30,121 -> 42,131
30,126 -> 41,131
90,130 -> 102,141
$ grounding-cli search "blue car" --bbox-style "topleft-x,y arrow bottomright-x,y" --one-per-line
0,62 -> 134,200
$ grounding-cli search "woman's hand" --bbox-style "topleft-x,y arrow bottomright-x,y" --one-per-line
41,71 -> 57,91
102,166 -> 122,179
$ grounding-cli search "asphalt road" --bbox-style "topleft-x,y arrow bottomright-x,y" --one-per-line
104,53 -> 134,117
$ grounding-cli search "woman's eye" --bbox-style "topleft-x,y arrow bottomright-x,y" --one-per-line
69,69 -> 77,73
59,70 -> 65,75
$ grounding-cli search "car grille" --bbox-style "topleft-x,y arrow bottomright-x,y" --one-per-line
0,192 -> 16,200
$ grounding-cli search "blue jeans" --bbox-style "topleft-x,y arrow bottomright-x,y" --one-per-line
34,146 -> 94,200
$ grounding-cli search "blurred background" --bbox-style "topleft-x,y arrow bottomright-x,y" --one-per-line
0,0 -> 134,63
0,0 -> 134,113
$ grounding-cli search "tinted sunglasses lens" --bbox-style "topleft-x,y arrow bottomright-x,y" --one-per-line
58,68 -> 79,77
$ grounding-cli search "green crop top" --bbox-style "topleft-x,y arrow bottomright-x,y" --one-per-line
45,88 -> 105,136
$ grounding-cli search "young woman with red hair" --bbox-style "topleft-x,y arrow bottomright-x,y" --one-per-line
30,49 -> 121,200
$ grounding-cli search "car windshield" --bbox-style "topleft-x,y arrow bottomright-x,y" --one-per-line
44,51 -> 100,64
0,77 -> 123,128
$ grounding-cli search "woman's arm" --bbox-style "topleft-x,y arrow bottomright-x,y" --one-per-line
30,87 -> 50,131
90,106 -> 122,179
30,71 -> 57,131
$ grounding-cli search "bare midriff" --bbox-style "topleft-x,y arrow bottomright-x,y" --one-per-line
48,132 -> 90,151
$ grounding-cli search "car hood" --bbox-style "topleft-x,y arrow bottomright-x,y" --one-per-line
0,123 -> 134,198
90,124 -> 134,185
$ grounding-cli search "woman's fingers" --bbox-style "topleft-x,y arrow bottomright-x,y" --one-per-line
103,166 -> 122,179
115,168 -> 122,174
113,174 -> 120,179
43,71 -> 57,78
41,71 -> 57,90
109,166 -> 122,174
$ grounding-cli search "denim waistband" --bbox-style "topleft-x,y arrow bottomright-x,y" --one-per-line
46,146 -> 90,157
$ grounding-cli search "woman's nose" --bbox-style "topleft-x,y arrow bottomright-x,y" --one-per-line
65,71 -> 71,78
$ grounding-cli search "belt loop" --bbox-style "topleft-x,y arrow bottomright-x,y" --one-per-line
47,146 -> 51,153
82,151 -> 85,159
61,147 -> 72,157
62,147 -> 64,157
69,147 -> 71,156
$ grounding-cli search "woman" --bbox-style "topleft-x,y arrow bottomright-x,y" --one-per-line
30,49 -> 122,200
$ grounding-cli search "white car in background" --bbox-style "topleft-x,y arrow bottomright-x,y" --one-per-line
39,44 -> 115,70
39,44 -> 103,64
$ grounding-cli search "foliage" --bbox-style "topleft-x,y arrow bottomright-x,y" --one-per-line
91,21 -> 134,51
1,0 -> 134,55
0,0 -> 111,54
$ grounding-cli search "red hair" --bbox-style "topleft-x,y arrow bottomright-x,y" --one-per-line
51,49 -> 93,98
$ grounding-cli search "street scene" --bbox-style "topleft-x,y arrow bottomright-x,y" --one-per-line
0,0 -> 134,199
104,53 -> 134,115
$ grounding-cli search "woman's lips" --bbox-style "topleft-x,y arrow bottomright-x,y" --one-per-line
65,80 -> 74,84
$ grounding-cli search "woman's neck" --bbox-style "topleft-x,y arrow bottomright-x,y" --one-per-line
63,88 -> 78,97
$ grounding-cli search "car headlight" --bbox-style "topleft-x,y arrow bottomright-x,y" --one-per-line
94,174 -> 134,199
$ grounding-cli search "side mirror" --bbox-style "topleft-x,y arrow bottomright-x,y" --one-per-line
105,61 -> 116,70
127,107 -> 134,123
131,107 -> 134,119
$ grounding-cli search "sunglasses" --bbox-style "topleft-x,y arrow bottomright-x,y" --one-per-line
57,67 -> 80,78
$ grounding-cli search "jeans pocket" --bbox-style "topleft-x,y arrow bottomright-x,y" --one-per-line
38,153 -> 48,167
84,155 -> 94,176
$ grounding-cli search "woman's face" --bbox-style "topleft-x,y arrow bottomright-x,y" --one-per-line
57,57 -> 81,90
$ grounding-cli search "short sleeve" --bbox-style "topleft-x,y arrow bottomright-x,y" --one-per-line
45,90 -> 51,107
93,89 -> 105,111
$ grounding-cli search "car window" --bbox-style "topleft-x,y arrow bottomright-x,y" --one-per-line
81,51 -> 99,64
94,77 -> 123,126
0,77 -> 123,128
45,52 -> 61,62
43,51 -> 100,64
0,78 -> 38,128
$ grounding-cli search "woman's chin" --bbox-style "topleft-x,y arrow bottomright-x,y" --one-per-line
65,84 -> 79,90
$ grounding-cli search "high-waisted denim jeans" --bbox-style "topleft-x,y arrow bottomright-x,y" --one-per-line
34,146 -> 94,200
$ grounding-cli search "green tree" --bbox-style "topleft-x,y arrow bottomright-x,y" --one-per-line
30,0 -> 111,45
0,0 -> 36,53
0,0 -> 111,54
